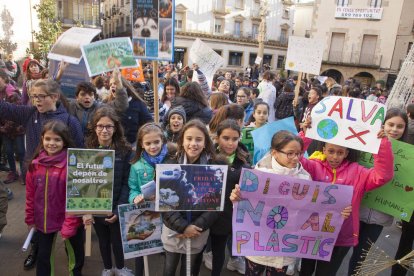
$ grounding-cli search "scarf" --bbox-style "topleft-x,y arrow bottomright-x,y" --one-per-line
34,149 -> 67,168
142,144 -> 168,167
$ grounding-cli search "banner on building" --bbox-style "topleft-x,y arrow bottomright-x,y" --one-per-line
48,27 -> 101,64
81,37 -> 138,76
360,139 -> 414,221
132,0 -> 175,61
232,168 -> 353,261
66,149 -> 115,214
306,96 -> 386,154
335,7 -> 383,20
118,203 -> 163,259
155,164 -> 228,211
285,36 -> 324,75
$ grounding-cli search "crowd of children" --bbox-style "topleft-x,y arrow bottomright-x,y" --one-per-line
0,55 -> 413,276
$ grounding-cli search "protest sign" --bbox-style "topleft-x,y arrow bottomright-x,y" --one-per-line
121,60 -> 145,83
285,36 -> 324,75
132,0 -> 174,61
118,203 -> 163,259
49,59 -> 89,98
306,96 -> 386,154
81,37 -> 137,77
232,168 -> 353,261
141,180 -> 156,201
66,148 -> 115,214
48,27 -> 101,64
360,139 -> 414,221
251,117 -> 298,164
241,127 -> 255,160
155,164 -> 228,211
189,38 -> 225,84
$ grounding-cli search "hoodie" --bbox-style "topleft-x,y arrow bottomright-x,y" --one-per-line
247,153 -> 312,269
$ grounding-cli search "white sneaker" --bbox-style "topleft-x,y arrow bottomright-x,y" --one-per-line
226,256 -> 245,274
286,263 -> 295,275
101,269 -> 114,276
203,251 -> 213,270
114,267 -> 134,276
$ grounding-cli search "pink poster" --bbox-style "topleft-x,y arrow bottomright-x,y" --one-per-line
232,168 -> 353,261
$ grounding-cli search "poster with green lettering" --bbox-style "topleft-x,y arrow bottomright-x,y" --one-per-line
241,127 -> 254,159
359,139 -> 414,221
66,148 -> 115,214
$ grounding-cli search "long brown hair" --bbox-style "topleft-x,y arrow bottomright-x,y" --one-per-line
131,122 -> 166,163
209,104 -> 245,134
180,82 -> 209,107
176,119 -> 216,161
86,107 -> 131,154
209,92 -> 229,110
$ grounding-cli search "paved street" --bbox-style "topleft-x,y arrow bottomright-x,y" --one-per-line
0,171 -> 408,276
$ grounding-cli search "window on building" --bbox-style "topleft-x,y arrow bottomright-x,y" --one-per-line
328,32 -> 345,62
235,0 -> 244,9
305,30 -> 311,38
175,13 -> 183,31
215,18 -> 224,34
277,55 -> 285,68
121,0 -> 124,7
360,35 -> 378,65
336,0 -> 349,6
370,0 -> 382,7
234,21 -> 241,37
263,54 -> 272,67
126,15 -> 131,27
280,29 -> 288,44
215,0 -> 225,10
214,49 -> 223,56
283,9 -> 290,19
252,24 -> 259,39
229,51 -> 242,66
249,53 -> 257,65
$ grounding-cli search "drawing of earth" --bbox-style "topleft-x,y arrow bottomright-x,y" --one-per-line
317,119 -> 338,139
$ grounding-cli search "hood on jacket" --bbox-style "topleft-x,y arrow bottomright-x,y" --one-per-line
256,153 -> 310,179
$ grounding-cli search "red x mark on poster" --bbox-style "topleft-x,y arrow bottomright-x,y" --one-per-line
345,127 -> 370,145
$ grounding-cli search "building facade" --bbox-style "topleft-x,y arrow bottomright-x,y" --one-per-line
306,0 -> 414,87
100,0 -> 295,72
56,0 -> 101,29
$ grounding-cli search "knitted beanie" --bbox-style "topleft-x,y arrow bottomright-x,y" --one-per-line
168,105 -> 186,124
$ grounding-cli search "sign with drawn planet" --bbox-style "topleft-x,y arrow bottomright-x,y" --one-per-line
306,96 -> 387,154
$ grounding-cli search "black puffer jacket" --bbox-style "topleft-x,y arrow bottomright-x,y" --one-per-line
111,150 -> 132,216
210,144 -> 252,235
161,155 -> 222,233
171,96 -> 213,124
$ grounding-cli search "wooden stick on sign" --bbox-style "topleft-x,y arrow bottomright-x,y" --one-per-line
144,255 -> 149,276
152,61 -> 159,123
293,72 -> 303,108
84,214 -> 92,256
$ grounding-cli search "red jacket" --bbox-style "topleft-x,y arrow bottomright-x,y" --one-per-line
25,150 -> 81,238
299,132 -> 394,246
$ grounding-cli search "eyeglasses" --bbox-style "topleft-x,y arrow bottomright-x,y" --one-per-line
96,125 -> 115,131
237,95 -> 246,98
29,94 -> 50,101
277,150 -> 303,159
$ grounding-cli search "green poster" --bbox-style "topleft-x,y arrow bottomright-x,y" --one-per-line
359,139 -> 414,221
66,148 -> 115,214
241,127 -> 254,160
81,37 -> 138,76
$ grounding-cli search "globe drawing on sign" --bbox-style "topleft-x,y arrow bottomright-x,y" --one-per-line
317,119 -> 338,140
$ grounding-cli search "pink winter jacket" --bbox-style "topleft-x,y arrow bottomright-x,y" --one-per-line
299,132 -> 394,246
25,150 -> 81,239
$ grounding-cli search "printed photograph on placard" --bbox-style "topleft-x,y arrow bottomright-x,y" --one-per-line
155,164 -> 228,211
159,19 -> 173,59
132,0 -> 159,40
133,38 -> 146,56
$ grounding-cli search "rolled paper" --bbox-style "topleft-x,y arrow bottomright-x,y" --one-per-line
22,228 -> 35,252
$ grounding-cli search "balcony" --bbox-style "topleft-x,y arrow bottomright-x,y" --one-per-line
213,7 -> 230,16
324,50 -> 381,68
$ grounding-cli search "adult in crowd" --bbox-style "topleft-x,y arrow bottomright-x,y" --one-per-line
22,59 -> 44,105
93,75 -> 110,101
171,82 -> 213,124
159,77 -> 180,121
275,82 -> 295,120
257,71 -> 277,122
5,54 -> 20,83
224,71 -> 236,102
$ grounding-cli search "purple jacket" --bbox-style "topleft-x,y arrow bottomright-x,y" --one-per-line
25,150 -> 81,238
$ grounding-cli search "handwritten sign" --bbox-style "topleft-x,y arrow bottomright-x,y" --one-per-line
118,203 -> 163,259
189,38 -> 225,83
241,127 -> 254,160
132,0 -> 174,61
360,139 -> 414,221
48,27 -> 101,64
306,96 -> 386,154
251,117 -> 298,164
66,149 -> 114,214
285,36 -> 324,75
232,169 -> 352,261
155,164 -> 228,211
81,37 -> 138,76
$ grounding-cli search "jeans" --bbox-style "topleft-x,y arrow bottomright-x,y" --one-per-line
3,135 -> 25,173
391,214 -> 414,276
93,216 -> 124,270
300,246 -> 351,276
348,221 -> 383,275
246,258 -> 288,276
210,234 -> 229,276
163,250 -> 204,276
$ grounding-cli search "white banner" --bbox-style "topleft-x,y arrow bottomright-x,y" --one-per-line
335,7 -> 383,20
285,36 -> 324,75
